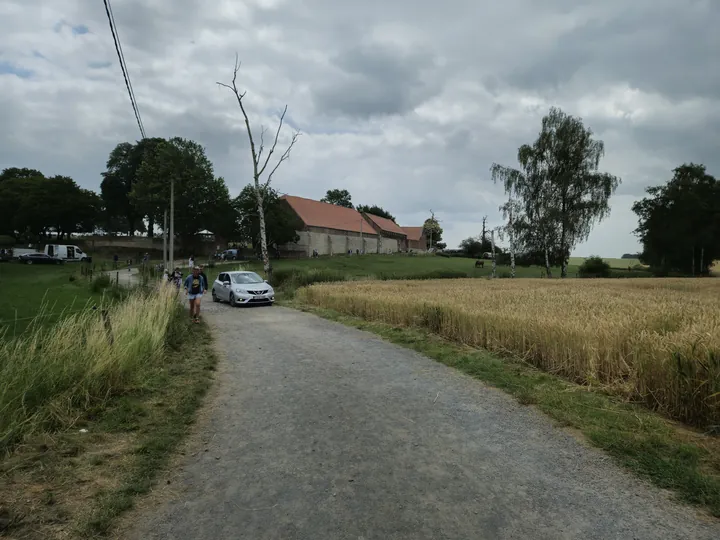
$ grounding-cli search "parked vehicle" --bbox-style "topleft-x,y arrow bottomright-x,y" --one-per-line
211,271 -> 274,306
44,244 -> 92,262
222,249 -> 239,261
18,253 -> 64,265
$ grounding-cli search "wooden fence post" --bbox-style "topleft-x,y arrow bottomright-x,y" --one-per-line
101,309 -> 114,345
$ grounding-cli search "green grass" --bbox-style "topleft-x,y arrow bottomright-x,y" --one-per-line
0,296 -> 217,539
204,254 -> 574,284
291,302 -> 720,518
0,261 -> 120,336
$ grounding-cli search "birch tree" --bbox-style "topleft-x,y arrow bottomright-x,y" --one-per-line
491,145 -> 557,277
535,107 -> 620,277
218,57 -> 299,281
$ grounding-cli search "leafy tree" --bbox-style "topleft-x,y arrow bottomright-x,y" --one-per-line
0,167 -> 44,182
492,107 -> 620,277
423,216 -> 443,248
0,174 -> 100,240
632,163 -> 719,275
132,137 -> 233,244
356,204 -> 395,222
100,140 -> 161,236
234,184 -> 299,255
459,236 -> 485,258
321,188 -> 353,208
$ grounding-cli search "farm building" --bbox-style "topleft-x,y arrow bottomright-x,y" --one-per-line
363,213 -> 408,253
279,195 -> 424,257
401,227 -> 428,251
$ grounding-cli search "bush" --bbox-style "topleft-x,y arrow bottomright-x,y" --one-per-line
579,256 -> 611,278
270,268 -> 346,290
91,274 -> 112,292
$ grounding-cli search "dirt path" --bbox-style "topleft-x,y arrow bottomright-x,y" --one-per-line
126,302 -> 719,539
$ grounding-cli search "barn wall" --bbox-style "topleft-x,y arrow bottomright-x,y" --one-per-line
380,236 -> 399,253
283,228 -> 380,256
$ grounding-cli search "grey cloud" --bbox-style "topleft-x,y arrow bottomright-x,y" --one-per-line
503,2 -> 720,101
311,43 -> 443,119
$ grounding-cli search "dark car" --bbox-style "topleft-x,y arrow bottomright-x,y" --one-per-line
18,253 -> 64,265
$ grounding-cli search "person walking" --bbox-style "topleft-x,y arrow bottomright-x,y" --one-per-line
113,253 -> 119,269
184,266 -> 205,323
188,254 -> 194,269
198,264 -> 209,291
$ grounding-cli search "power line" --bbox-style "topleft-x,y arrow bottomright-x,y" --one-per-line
103,0 -> 146,139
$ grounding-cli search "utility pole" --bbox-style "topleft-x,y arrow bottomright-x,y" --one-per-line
491,229 -> 497,278
360,216 -> 363,254
169,178 -> 175,271
163,209 -> 168,273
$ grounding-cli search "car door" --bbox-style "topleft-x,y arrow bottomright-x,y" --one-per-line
216,273 -> 228,300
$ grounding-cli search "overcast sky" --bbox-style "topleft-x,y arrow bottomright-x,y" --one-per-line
1,0 -> 718,255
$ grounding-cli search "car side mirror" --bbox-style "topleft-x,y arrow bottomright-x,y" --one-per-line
264,279 -> 269,283
223,281 -> 230,286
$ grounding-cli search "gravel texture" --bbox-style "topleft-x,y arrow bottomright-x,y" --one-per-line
127,301 -> 720,539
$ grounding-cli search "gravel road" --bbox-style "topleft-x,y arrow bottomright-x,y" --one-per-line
127,300 -> 719,540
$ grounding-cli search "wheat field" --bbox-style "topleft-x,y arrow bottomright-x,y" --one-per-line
298,278 -> 720,426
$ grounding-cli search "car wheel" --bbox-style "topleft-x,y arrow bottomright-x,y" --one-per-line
26,260 -> 33,265
212,289 -> 219,303
229,293 -> 237,307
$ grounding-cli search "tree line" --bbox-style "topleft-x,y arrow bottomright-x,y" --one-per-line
455,106 -> 717,277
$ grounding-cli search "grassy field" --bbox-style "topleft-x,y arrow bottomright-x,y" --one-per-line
206,253 -> 653,285
0,261 -> 120,336
298,278 -> 720,426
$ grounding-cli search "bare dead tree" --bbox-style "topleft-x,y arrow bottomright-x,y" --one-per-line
217,55 -> 300,281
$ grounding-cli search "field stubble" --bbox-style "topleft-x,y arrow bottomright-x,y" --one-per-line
298,278 -> 720,426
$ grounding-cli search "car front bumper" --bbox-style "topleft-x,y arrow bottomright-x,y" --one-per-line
235,293 -> 275,304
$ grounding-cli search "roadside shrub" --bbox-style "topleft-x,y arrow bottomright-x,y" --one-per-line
91,274 -> 112,293
579,256 -> 611,278
270,268 -> 346,290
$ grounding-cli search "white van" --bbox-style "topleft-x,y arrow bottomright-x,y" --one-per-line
44,244 -> 92,262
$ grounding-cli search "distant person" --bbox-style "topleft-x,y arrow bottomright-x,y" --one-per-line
113,253 -> 119,269
198,265 -> 208,291
188,255 -> 195,269
184,266 -> 205,323
172,267 -> 183,289
127,258 -> 132,273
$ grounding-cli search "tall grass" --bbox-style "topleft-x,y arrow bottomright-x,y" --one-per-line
298,278 -> 720,426
0,285 -> 181,450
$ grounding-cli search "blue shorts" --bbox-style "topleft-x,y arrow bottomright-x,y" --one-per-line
188,293 -> 203,300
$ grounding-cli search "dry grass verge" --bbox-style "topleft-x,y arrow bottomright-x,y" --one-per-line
298,278 -> 720,427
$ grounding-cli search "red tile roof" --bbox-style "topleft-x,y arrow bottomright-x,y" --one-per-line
364,213 -> 407,236
281,195 -> 377,235
401,227 -> 425,242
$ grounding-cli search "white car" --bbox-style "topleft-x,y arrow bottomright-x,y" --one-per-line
211,270 -> 275,306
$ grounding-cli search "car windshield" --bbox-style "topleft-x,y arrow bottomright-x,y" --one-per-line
231,272 -> 264,284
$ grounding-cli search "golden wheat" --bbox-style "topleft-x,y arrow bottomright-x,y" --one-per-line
298,278 -> 720,425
